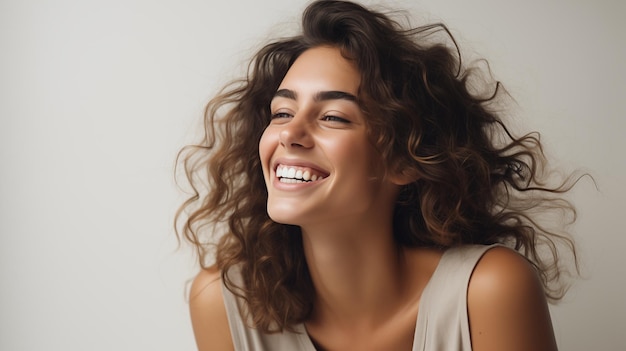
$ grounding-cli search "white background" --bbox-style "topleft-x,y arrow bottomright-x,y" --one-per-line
1,0 -> 624,350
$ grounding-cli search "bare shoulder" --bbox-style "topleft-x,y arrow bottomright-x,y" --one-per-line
467,246 -> 558,351
189,266 -> 234,351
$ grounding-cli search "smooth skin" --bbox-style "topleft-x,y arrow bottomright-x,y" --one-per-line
189,46 -> 558,351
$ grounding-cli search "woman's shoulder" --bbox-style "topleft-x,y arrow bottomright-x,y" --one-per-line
189,266 -> 235,351
467,246 -> 558,351
468,246 -> 544,305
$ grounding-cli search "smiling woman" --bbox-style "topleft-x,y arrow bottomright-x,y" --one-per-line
175,1 -> 581,350
261,46 -> 393,228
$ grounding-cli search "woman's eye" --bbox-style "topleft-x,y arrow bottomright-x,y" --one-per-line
271,112 -> 292,119
322,115 -> 349,123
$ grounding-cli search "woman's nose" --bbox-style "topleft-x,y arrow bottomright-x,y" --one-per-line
278,115 -> 313,149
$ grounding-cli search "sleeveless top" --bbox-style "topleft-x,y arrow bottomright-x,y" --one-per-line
221,244 -> 499,351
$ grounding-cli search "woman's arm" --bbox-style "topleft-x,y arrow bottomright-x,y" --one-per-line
468,247 -> 558,351
189,267 -> 234,351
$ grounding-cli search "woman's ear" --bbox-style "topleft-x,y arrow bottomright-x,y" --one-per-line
388,165 -> 419,186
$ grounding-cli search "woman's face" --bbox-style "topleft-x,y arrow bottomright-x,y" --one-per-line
259,46 -> 400,228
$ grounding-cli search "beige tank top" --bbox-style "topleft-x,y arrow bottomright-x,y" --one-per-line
222,244 -> 498,350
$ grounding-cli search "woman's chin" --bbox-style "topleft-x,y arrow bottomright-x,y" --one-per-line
267,209 -> 302,226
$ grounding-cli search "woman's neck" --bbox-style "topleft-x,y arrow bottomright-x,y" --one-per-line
301,219 -> 413,329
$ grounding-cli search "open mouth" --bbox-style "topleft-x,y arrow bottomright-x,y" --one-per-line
276,164 -> 328,183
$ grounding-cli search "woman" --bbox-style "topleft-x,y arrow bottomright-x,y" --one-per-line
177,1 -> 579,350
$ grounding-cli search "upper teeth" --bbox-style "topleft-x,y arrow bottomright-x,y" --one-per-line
276,165 -> 324,182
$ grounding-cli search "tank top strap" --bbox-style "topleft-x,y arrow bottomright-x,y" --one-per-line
412,244 -> 501,351
221,265 -> 315,350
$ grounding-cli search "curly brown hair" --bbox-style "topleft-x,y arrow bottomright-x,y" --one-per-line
176,0 -> 580,333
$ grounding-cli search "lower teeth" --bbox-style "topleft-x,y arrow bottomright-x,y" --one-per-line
279,178 -> 309,183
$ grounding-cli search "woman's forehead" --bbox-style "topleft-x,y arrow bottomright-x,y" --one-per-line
278,46 -> 361,96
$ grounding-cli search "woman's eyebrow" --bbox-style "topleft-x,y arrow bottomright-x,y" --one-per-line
273,89 -> 297,100
273,89 -> 357,102
314,90 -> 357,102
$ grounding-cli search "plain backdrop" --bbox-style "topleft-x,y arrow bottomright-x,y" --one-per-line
1,0 -> 624,350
